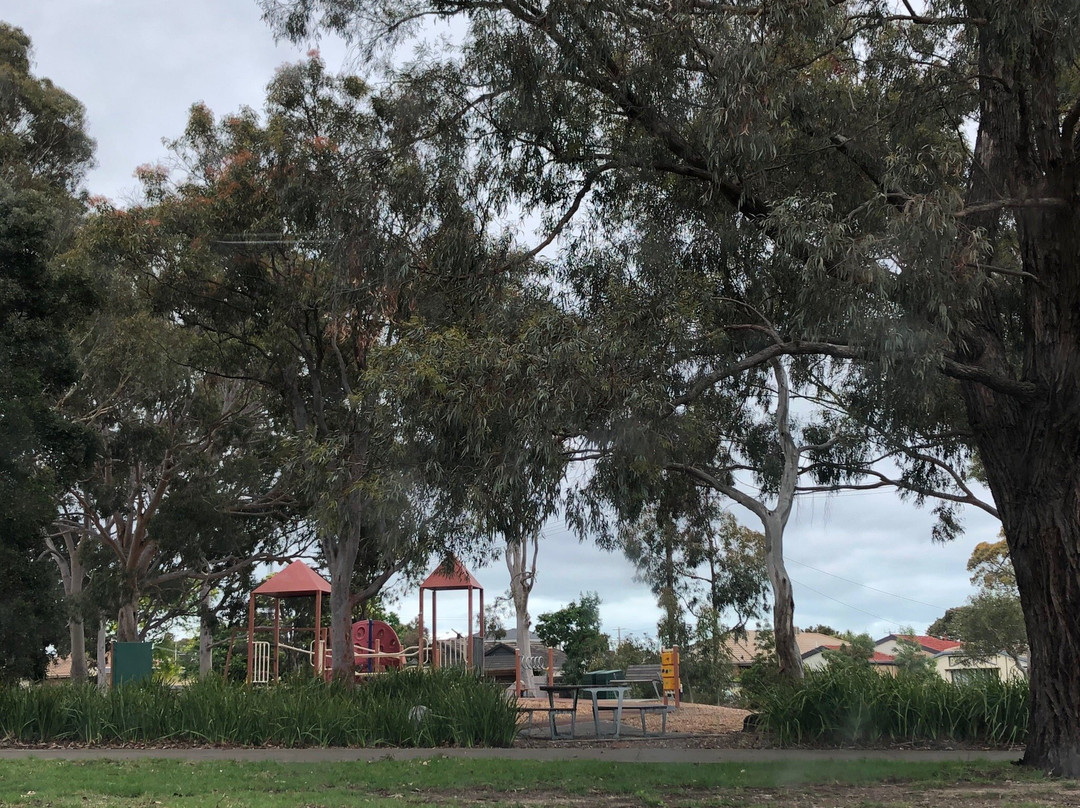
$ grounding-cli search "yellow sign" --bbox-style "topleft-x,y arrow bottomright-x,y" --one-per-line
661,650 -> 674,665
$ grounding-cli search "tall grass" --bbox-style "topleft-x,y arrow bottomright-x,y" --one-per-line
0,668 -> 518,747
751,666 -> 1028,746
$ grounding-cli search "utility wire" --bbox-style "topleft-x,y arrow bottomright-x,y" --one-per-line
787,558 -> 949,611
790,577 -> 904,628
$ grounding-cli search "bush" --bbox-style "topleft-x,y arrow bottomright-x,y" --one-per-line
0,668 -> 518,747
752,666 -> 1027,746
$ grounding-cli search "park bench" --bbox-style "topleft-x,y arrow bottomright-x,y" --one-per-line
517,705 -> 577,738
609,664 -> 663,699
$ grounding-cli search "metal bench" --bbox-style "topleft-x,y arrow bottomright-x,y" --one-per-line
609,664 -> 663,699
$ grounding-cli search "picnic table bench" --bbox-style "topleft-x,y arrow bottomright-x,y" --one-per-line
517,705 -> 576,738
594,702 -> 669,735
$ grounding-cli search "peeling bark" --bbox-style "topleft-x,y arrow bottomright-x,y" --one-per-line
506,530 -> 539,695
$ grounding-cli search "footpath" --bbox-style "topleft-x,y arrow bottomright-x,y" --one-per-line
0,746 -> 1023,764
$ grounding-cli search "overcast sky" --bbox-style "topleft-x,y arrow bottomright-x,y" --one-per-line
4,1 -> 1003,646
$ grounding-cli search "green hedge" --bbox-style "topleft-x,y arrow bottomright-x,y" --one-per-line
752,666 -> 1027,746
0,668 -> 518,747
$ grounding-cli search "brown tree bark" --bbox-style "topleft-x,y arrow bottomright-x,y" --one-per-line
326,486 -> 363,682
954,1 -> 1080,774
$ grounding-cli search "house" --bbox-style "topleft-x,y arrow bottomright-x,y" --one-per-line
801,644 -> 900,673
492,628 -> 542,645
46,655 -> 75,681
873,634 -> 1025,682
481,641 -> 567,684
929,647 -> 1027,683
722,630 -> 843,668
874,633 -> 961,656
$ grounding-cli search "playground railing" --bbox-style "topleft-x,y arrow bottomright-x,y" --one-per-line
251,641 -> 271,684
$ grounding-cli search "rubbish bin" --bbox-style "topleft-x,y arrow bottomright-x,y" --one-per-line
583,669 -> 624,699
112,642 -> 153,686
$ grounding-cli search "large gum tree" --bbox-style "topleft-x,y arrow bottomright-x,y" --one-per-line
269,0 -> 1080,773
129,56 -> 511,679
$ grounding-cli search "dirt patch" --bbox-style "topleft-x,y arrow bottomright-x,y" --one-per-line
516,697 -> 749,734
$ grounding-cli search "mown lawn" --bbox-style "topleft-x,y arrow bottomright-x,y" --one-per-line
0,757 -> 1062,807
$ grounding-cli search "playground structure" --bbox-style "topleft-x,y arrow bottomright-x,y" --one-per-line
233,557 -> 679,700
236,557 -> 486,683
234,560 -> 420,684
417,558 -> 485,670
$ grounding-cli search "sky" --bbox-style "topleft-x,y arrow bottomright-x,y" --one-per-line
4,1 -> 1003,647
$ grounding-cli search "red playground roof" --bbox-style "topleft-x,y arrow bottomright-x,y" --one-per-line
253,560 -> 331,598
421,557 -> 482,591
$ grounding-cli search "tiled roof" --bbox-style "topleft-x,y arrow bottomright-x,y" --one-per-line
724,631 -> 845,664
802,644 -> 897,665
888,634 -> 963,653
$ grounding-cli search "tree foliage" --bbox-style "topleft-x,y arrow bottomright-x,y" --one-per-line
0,24 -> 95,681
535,592 -> 608,683
263,0 -> 1080,771
108,56 -> 538,678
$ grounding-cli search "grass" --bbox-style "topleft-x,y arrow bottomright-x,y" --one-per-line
0,669 -> 517,748
0,758 -> 1046,807
750,667 -> 1028,747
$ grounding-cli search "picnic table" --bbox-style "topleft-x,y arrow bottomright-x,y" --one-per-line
537,683 -> 638,738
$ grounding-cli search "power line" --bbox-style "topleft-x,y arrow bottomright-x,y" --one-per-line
790,577 -> 903,628
787,558 -> 948,611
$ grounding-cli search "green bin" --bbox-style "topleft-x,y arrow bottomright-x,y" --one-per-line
112,642 -> 153,686
583,669 -> 624,699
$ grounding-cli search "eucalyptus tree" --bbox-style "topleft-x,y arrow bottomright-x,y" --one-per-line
399,278 -> 586,692
559,207 -> 841,678
127,56 -> 518,679
620,504 -> 768,662
267,0 -> 1080,771
47,268 -> 298,643
0,24 -> 96,680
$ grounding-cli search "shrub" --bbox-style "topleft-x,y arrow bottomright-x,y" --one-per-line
752,666 -> 1027,746
0,668 -> 518,747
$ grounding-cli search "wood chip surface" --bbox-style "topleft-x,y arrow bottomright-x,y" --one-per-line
516,696 -> 750,735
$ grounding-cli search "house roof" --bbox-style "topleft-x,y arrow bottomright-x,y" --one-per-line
723,631 -> 843,665
253,560 -> 331,598
802,644 -> 898,665
420,557 -> 482,591
495,628 -> 541,644
484,641 -> 567,669
879,634 -> 962,653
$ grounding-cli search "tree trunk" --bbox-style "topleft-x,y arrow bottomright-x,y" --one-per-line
956,3 -> 1080,775
198,582 -> 214,679
966,383 -> 1080,774
117,600 -> 139,643
69,615 -> 88,683
67,549 -> 88,682
763,515 -> 803,679
326,489 -> 363,682
96,618 -> 108,690
506,532 -> 538,696
515,597 -> 535,695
